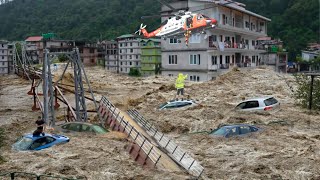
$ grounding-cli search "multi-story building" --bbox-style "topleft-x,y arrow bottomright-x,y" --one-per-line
140,38 -> 162,76
258,37 -> 288,73
25,36 -> 98,66
103,40 -> 119,72
0,40 -> 13,75
117,34 -> 142,74
161,0 -> 271,81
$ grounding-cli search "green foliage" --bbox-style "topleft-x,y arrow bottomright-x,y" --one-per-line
0,0 -> 318,60
128,67 -> 141,77
58,54 -> 68,62
294,74 -> 320,110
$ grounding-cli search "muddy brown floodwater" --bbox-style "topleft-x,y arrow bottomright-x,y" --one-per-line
0,66 -> 319,180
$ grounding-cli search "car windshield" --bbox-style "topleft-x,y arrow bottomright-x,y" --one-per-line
13,136 -> 33,150
264,97 -> 278,106
158,102 -> 168,109
210,127 -> 227,135
92,125 -> 108,134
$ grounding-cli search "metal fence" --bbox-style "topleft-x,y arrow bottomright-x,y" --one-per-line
99,96 -> 161,166
0,171 -> 85,180
127,109 -> 204,178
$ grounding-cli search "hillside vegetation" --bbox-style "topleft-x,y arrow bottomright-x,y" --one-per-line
0,0 -> 319,58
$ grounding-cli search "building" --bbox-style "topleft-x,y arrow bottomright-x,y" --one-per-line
160,0 -> 271,81
25,36 -> 98,66
302,43 -> 320,61
117,34 -> 142,74
258,38 -> 288,73
102,40 -> 119,72
0,40 -> 13,75
140,38 -> 162,76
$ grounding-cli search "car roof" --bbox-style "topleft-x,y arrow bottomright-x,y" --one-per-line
24,133 -> 55,140
241,96 -> 274,102
219,124 -> 257,128
167,99 -> 195,104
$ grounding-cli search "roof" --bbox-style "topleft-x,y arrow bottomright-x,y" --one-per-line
197,0 -> 271,21
25,36 -> 43,42
241,96 -> 274,102
117,34 -> 137,39
257,37 -> 272,41
141,38 -> 161,43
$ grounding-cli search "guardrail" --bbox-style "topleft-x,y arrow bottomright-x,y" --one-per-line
98,96 -> 161,167
127,109 -> 204,178
0,171 -> 86,180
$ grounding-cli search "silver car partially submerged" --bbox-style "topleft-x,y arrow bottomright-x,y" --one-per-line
235,96 -> 280,112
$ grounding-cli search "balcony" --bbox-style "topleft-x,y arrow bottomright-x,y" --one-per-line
208,64 -> 230,70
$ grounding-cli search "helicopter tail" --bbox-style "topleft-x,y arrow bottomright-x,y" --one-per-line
135,23 -> 147,36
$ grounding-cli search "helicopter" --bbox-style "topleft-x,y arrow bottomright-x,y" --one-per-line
135,0 -> 236,45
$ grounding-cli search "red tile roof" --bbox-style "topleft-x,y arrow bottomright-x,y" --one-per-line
25,36 -> 43,42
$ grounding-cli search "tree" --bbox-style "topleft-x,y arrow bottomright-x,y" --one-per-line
128,67 -> 141,77
294,74 -> 320,110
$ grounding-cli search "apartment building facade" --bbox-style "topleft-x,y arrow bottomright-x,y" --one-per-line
140,39 -> 162,76
25,36 -> 98,66
0,40 -> 13,75
161,0 -> 271,81
103,40 -> 119,72
117,34 -> 142,74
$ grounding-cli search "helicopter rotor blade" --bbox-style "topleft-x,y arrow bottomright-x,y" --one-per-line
141,14 -> 175,19
156,0 -> 176,11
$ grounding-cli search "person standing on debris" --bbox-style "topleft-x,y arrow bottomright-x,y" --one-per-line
33,116 -> 45,136
175,73 -> 188,100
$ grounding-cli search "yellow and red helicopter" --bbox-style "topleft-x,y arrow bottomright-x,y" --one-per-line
135,0 -> 235,45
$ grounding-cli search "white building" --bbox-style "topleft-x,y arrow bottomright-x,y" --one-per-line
161,0 -> 271,81
0,40 -> 13,75
117,34 -> 142,74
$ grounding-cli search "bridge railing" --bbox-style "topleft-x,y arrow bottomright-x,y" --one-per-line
127,109 -> 204,178
99,96 -> 161,166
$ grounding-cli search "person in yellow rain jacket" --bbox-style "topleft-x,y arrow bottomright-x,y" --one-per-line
175,73 -> 188,100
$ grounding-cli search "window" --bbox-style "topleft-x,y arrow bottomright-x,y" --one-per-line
130,42 -> 133,46
125,43 -> 127,46
169,38 -> 178,44
211,56 -> 217,65
252,56 -> 255,63
136,62 -> 139,66
120,49 -> 122,53
168,74 -> 174,77
252,40 -> 255,46
120,62 -> 123,65
225,56 -> 230,64
190,75 -> 200,82
129,55 -> 132,59
243,101 -> 259,109
240,126 -> 251,134
130,62 -> 132,65
69,123 -> 81,131
169,55 -> 177,64
81,124 -> 91,132
190,34 -> 201,43
245,21 -> 250,28
264,97 -> 278,106
90,59 -> 94,63
90,49 -> 94,53
189,54 -> 200,65
120,43 -> 123,47
136,55 -> 139,59
130,49 -> 133,53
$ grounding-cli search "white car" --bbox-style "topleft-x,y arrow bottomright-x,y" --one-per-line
158,99 -> 196,110
235,97 -> 280,112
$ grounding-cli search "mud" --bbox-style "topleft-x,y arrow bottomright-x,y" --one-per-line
0,66 -> 319,179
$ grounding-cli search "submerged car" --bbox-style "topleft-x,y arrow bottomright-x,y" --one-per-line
235,96 -> 280,112
12,133 -> 69,151
158,99 -> 196,110
209,124 -> 260,138
56,122 -> 108,134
